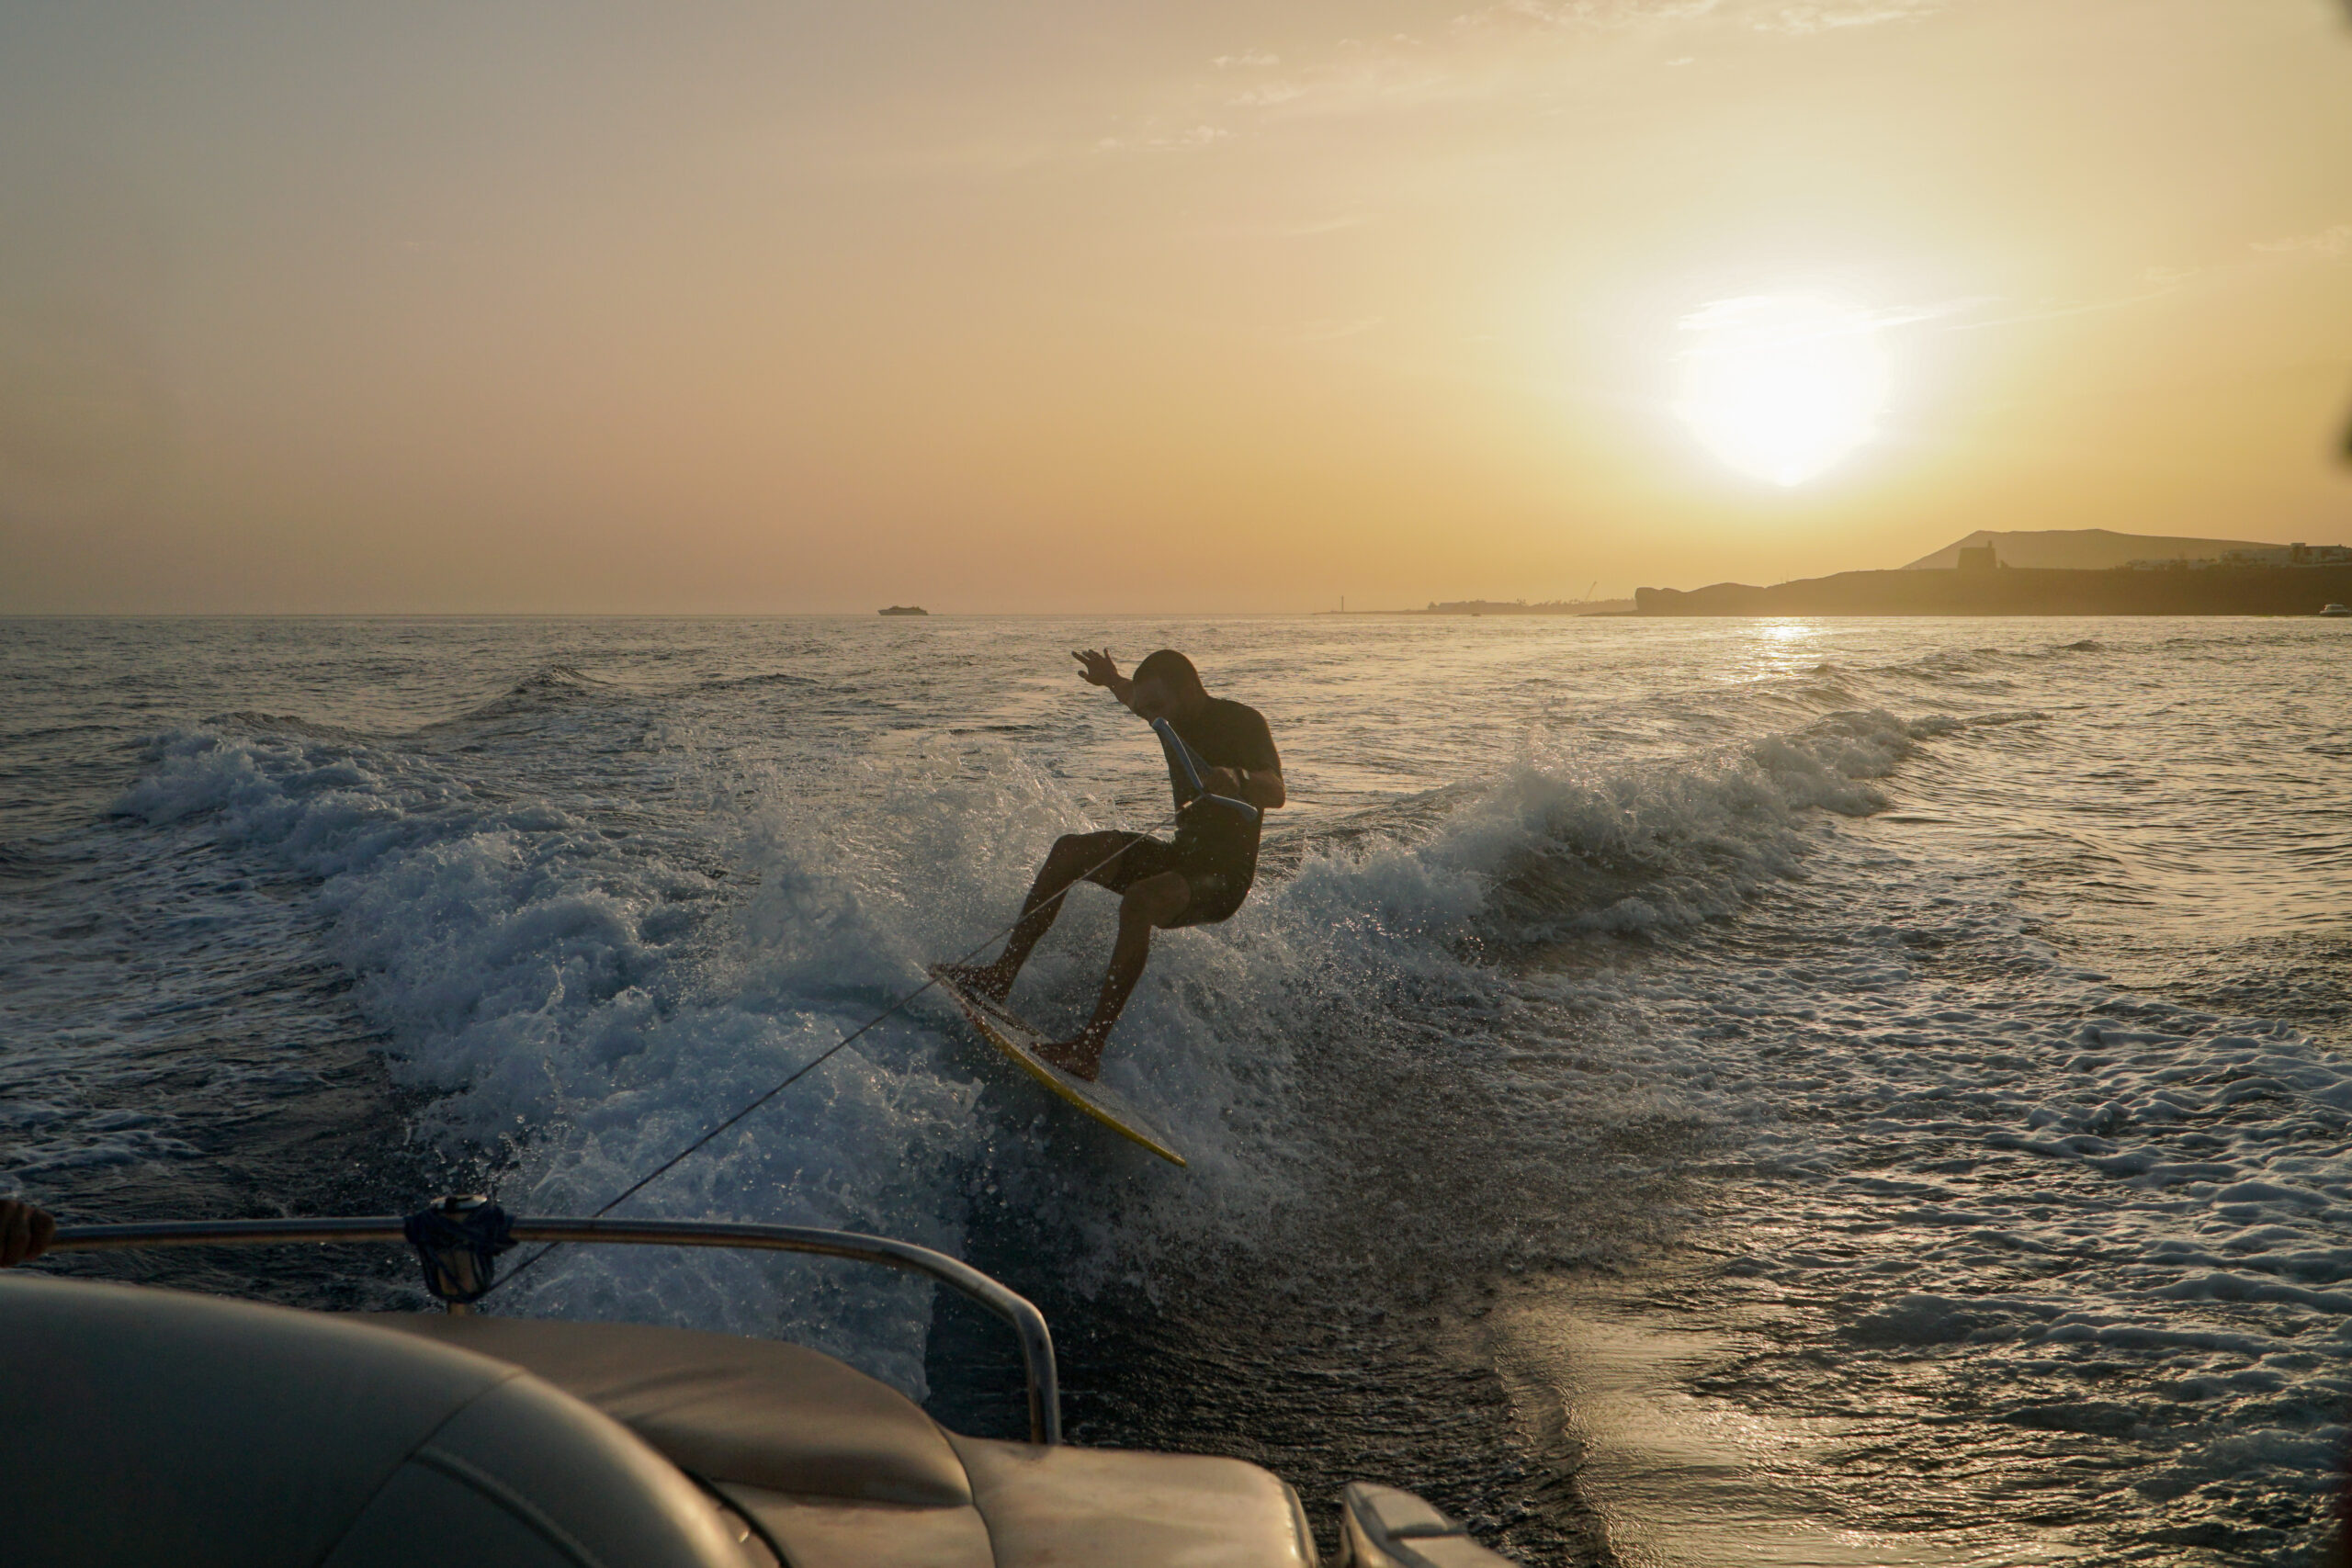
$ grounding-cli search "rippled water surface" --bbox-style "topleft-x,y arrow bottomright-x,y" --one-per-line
3,615 -> 2347,1563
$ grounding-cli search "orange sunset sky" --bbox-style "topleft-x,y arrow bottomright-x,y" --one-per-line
4,1 -> 2350,614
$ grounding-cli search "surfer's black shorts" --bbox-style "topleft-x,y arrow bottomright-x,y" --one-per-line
1085,829 -> 1257,928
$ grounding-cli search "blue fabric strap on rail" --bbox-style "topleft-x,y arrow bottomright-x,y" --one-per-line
1151,717 -> 1260,828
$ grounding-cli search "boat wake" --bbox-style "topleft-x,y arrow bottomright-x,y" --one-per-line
16,615 -> 2343,1562
97,684 -> 1940,1388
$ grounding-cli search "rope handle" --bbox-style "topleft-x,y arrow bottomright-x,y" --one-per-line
1152,717 -> 1261,827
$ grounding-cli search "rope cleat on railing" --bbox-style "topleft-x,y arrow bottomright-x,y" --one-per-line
402,1195 -> 517,1310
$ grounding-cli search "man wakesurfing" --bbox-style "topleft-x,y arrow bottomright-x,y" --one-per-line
940,648 -> 1285,1081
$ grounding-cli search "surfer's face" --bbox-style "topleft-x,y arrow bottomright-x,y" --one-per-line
1129,675 -> 1179,720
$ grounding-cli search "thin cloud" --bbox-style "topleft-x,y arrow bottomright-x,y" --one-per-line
1746,0 -> 1946,34
1086,0 -> 1972,158
1453,0 -> 1944,34
1940,279 -> 2199,335
1870,297 -> 1991,330
1946,231 -> 2350,336
1294,316 -> 1387,342
2252,223 -> 2351,258
1457,0 -> 1725,28
1180,0 -> 1956,131
1225,38 -> 1448,117
1284,213 -> 1374,236
1675,292 -> 1972,344
1097,124 -> 1231,152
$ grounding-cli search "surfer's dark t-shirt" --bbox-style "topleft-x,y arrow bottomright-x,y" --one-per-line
1163,698 -> 1280,832
1119,696 -> 1276,927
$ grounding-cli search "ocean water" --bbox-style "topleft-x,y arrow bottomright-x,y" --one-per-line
3,615 -> 2347,1564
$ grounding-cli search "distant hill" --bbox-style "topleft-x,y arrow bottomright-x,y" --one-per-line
1638,564 -> 2352,617
1903,528 -> 2294,571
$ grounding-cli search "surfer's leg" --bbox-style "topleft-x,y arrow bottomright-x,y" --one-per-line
944,831 -> 1144,1001
1040,870 -> 1189,1081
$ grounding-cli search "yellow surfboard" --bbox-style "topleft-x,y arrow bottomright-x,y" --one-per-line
930,965 -> 1187,1168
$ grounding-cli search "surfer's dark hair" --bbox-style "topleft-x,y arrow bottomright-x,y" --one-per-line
1133,649 -> 1201,691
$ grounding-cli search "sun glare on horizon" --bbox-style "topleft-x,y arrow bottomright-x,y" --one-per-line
1675,293 -> 1890,488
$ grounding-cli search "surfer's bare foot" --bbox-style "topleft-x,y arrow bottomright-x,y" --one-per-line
1037,1031 -> 1105,1082
937,961 -> 1014,1002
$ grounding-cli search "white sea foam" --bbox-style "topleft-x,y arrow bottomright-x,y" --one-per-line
111,725 -> 978,1390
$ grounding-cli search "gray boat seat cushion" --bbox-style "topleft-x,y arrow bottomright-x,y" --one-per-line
0,1276 -> 752,1568
715,1486 -> 998,1568
713,1450 -> 1317,1568
950,1434 -> 1317,1568
366,1314 -> 1316,1567
366,1313 -> 974,1507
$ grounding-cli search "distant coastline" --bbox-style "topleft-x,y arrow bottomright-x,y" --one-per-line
1419,598 -> 1636,616
1317,598 -> 1636,616
1637,564 -> 2352,617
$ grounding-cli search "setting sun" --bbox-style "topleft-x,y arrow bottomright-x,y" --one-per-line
1675,294 -> 1890,489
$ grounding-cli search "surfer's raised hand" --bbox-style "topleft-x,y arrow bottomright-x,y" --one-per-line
1072,649 -> 1124,690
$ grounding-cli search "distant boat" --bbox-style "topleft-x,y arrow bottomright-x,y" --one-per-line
878,604 -> 929,616
2323,604 -> 2350,617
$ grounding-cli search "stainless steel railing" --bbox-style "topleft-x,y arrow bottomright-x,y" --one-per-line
49,1214 -> 1061,1445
